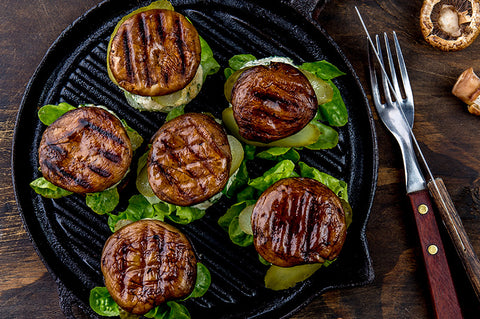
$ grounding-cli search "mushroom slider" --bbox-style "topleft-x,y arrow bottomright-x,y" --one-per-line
420,0 -> 480,51
222,56 -> 340,148
251,177 -> 347,267
38,106 -> 133,193
101,219 -> 197,315
147,113 -> 232,206
230,62 -> 318,143
107,1 -> 217,112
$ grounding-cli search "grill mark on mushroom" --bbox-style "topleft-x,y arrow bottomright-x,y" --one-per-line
88,164 -> 112,178
184,116 -> 223,178
252,177 -> 347,267
108,9 -> 201,96
151,158 -> 190,200
174,16 -> 186,76
79,118 -> 126,146
42,159 -> 92,190
101,220 -> 196,315
122,30 -> 134,82
99,149 -> 122,163
148,113 -> 231,206
45,142 -> 67,157
38,107 -> 132,193
231,62 -> 317,142
137,13 -> 152,87
156,12 -> 165,42
252,90 -> 297,112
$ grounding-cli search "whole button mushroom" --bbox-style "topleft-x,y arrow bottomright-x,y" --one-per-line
452,67 -> 480,115
420,0 -> 480,51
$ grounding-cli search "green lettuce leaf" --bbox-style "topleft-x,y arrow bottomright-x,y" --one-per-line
236,185 -> 258,202
107,194 -> 157,232
29,177 -> 72,199
184,262 -> 211,300
298,161 -> 348,201
108,194 -> 206,232
121,119 -> 144,151
229,54 -> 257,70
165,104 -> 185,122
199,36 -> 220,82
259,254 -> 272,266
224,54 -> 257,79
158,204 -> 206,225
248,160 -> 299,192
317,80 -> 348,127
218,200 -> 256,247
244,144 -> 256,160
223,159 -> 249,198
256,147 -> 300,163
85,188 -> 119,215
89,287 -> 119,317
229,216 -> 253,247
38,102 -> 76,125
298,60 -> 345,80
145,301 -> 191,319
218,200 -> 252,231
305,119 -> 339,150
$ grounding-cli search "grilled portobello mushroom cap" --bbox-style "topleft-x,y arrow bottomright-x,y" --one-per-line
108,8 -> 201,96
252,177 -> 347,267
231,62 -> 317,143
148,113 -> 231,206
101,219 -> 197,315
38,107 -> 132,193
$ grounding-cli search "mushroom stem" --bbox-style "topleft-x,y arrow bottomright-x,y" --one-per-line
452,67 -> 480,115
438,5 -> 462,37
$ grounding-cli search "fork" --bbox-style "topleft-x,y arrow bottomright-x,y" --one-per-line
368,32 -> 464,318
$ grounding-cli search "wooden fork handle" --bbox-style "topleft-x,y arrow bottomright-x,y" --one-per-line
427,178 -> 480,301
408,189 -> 463,319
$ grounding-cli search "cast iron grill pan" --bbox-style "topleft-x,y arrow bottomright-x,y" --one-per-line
12,0 -> 378,318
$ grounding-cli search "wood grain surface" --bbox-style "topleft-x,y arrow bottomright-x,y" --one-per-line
2,0 -> 480,318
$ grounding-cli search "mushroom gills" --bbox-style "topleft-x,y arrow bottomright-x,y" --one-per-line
438,4 -> 463,37
420,0 -> 480,51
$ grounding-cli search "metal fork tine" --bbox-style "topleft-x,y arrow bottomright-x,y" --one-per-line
376,35 -> 393,106
393,31 -> 413,102
392,31 -> 414,127
367,41 -> 383,111
383,32 -> 401,101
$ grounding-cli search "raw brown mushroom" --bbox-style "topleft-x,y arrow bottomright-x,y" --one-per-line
452,67 -> 480,115
420,0 -> 480,51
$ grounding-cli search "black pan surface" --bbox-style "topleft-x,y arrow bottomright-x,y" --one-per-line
12,0 -> 378,318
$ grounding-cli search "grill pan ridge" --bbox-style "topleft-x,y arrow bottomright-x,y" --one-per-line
12,0 -> 378,318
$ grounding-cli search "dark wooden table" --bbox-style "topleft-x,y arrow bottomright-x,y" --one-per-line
2,0 -> 480,318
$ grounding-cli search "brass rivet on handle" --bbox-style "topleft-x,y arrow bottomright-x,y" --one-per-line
428,245 -> 438,255
418,204 -> 428,215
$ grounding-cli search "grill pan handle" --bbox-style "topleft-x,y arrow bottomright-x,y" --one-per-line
281,0 -> 331,20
